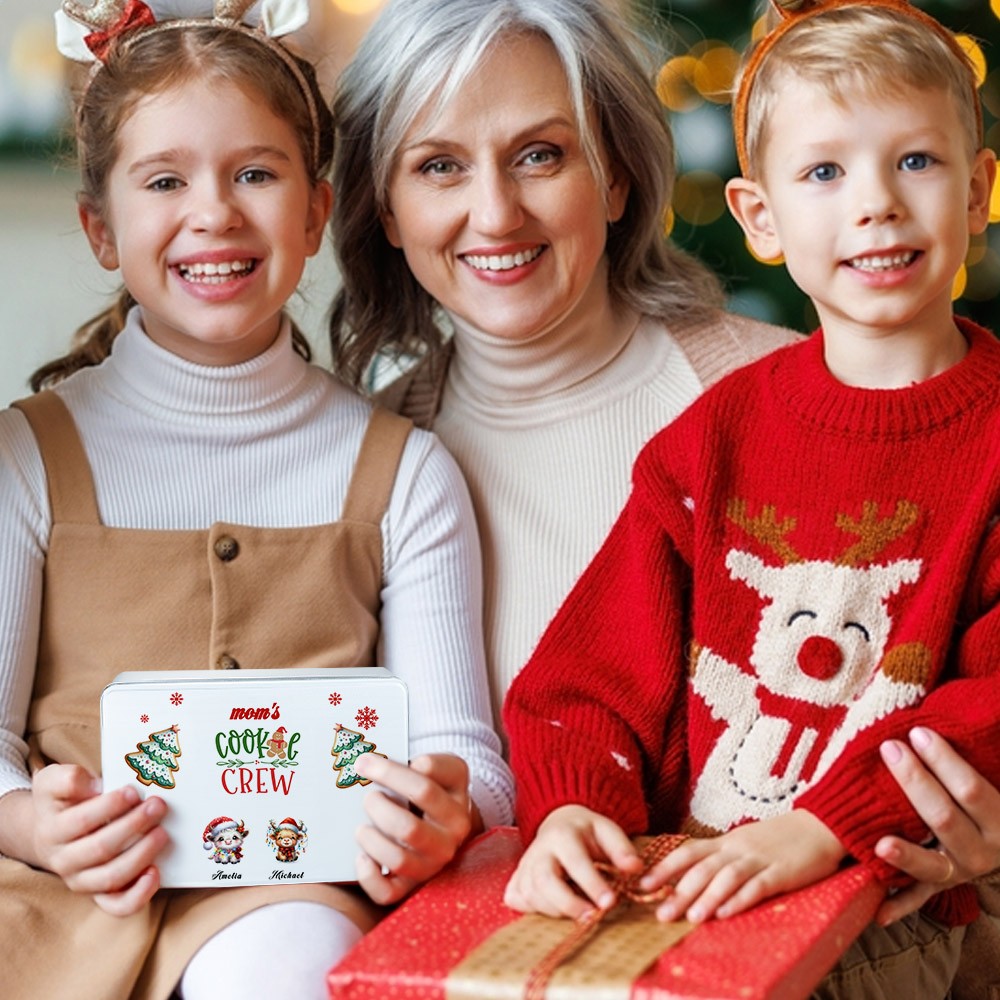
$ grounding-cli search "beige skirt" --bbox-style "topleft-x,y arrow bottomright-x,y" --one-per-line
1,857 -> 381,999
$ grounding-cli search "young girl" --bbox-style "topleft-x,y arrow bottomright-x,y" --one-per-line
0,2 -> 512,998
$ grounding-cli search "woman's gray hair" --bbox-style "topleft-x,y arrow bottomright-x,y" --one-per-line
329,0 -> 723,388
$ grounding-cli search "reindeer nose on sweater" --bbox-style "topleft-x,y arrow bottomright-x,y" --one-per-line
797,635 -> 843,680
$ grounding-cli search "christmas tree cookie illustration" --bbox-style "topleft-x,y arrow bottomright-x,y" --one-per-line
125,724 -> 181,789
331,723 -> 386,788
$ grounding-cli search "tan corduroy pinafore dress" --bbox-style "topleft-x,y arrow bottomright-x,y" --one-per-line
0,389 -> 412,1000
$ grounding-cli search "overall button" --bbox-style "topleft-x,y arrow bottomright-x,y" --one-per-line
217,654 -> 241,670
214,536 -> 240,562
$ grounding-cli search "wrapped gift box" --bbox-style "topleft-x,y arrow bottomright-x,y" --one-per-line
100,668 -> 407,887
327,826 -> 885,1000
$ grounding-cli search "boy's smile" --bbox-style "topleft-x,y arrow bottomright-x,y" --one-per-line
79,75 -> 330,367
727,79 -> 994,386
845,251 -> 917,275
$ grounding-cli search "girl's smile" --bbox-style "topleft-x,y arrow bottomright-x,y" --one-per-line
174,257 -> 257,284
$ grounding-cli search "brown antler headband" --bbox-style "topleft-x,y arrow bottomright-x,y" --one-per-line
732,0 -> 983,177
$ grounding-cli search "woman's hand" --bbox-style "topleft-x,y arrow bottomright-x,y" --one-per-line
0,763 -> 168,916
646,811 -> 844,924
503,804 -> 642,920
875,727 -> 1000,925
353,752 -> 474,905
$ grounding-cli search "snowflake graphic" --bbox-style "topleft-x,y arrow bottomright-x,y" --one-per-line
140,714 -> 149,724
355,706 -> 378,730
328,692 -> 342,706
169,692 -> 184,706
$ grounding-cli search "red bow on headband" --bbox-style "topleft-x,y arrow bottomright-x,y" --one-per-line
78,0 -> 157,62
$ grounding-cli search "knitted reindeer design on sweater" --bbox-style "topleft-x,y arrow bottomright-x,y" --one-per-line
688,498 -> 935,834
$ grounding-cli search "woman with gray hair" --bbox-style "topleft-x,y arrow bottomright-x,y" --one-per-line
329,0 -> 789,709
327,0 -> 1000,989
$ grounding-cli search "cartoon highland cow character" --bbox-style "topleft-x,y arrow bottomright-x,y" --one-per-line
202,816 -> 248,864
266,817 -> 308,862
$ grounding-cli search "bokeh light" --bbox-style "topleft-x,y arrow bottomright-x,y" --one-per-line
963,243 -> 1000,303
952,265 -> 968,301
690,42 -> 740,104
3,17 -> 65,135
674,170 -> 727,226
328,0 -> 384,14
663,205 -> 676,239
983,69 -> 1000,120
656,56 -> 702,112
9,20 -> 62,86
968,233 -> 990,269
742,240 -> 784,268
957,35 -> 987,86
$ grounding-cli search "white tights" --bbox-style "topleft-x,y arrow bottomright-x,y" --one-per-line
178,901 -> 363,1000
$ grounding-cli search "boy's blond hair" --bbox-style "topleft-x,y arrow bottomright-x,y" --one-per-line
735,2 -> 982,179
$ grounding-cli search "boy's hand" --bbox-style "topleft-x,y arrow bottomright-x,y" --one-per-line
645,810 -> 844,923
354,752 -> 473,905
503,804 -> 643,919
25,764 -> 167,916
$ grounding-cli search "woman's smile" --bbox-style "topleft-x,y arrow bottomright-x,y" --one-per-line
460,245 -> 546,273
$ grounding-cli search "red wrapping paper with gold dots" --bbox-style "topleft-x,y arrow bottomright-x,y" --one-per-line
327,826 -> 886,1000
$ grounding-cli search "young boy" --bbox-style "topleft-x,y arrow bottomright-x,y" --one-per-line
502,0 -> 998,955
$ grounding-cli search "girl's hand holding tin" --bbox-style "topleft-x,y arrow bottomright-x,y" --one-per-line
354,752 -> 476,905
1,764 -> 168,916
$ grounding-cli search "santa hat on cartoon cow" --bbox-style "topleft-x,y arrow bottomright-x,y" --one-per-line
202,816 -> 244,848
272,817 -> 306,836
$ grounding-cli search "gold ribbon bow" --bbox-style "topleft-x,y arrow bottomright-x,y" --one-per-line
446,833 -> 694,1000
523,833 -> 689,1000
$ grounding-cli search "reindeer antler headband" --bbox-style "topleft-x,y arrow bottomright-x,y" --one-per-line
55,0 -> 321,171
732,0 -> 983,177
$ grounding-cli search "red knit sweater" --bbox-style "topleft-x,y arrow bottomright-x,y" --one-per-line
504,317 -> 1000,926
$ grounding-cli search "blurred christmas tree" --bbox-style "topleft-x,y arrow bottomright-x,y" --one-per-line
651,0 -> 999,332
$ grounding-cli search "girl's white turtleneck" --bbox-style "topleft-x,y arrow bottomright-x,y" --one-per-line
0,308 -> 512,826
